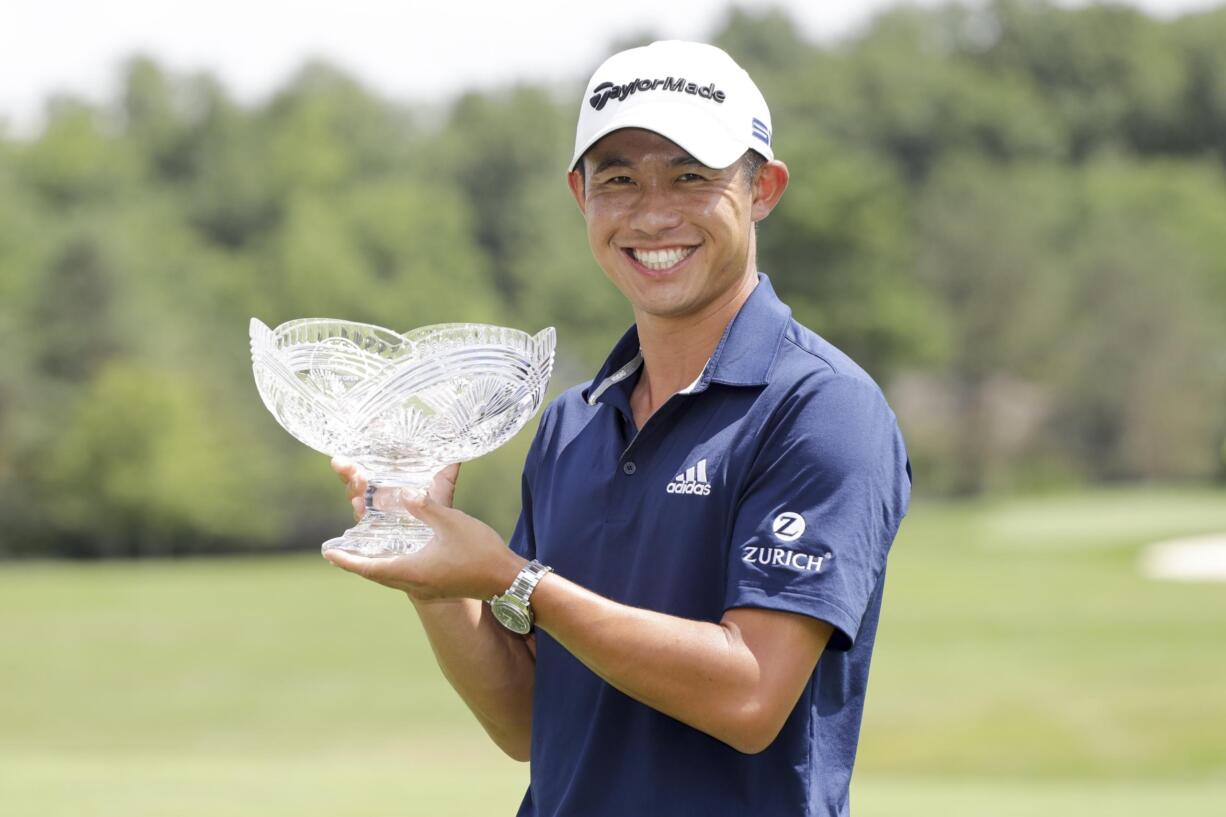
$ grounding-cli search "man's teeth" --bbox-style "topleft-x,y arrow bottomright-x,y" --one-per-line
631,247 -> 695,270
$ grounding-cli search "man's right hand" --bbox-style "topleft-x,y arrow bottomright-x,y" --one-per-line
330,458 -> 461,521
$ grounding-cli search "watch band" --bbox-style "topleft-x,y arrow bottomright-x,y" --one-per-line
507,559 -> 551,598
506,559 -> 552,603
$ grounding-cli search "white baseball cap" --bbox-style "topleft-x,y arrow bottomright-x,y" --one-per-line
570,40 -> 774,172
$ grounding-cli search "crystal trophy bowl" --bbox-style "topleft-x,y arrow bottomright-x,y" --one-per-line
250,318 -> 555,557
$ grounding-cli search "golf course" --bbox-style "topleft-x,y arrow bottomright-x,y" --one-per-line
3,487 -> 1224,815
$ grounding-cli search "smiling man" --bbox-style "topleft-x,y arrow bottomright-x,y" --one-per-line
327,41 -> 911,817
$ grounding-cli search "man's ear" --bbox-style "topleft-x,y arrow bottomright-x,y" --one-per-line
567,169 -> 587,214
750,160 -> 789,223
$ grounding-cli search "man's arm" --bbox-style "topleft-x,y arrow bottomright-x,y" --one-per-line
532,576 -> 832,755
330,459 -> 536,761
326,485 -> 833,756
409,596 -> 536,760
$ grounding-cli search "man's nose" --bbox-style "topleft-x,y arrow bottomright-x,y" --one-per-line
626,184 -> 684,236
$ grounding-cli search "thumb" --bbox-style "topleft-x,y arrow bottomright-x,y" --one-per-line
401,489 -> 461,526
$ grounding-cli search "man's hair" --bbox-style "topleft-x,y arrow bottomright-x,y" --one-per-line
577,148 -> 768,192
738,150 -> 767,189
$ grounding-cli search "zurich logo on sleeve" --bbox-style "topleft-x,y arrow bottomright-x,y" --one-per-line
771,511 -> 804,541
741,512 -> 831,573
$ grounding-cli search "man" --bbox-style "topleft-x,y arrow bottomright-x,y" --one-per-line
328,40 -> 911,817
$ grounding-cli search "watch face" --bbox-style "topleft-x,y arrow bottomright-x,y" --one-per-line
492,600 -> 532,634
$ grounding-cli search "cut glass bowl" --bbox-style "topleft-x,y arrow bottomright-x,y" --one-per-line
250,318 -> 556,557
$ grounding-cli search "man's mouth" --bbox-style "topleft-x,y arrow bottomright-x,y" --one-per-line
626,246 -> 698,271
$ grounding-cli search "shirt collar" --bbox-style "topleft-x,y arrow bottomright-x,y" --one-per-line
582,273 -> 793,407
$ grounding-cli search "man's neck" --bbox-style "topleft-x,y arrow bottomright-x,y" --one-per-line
630,272 -> 759,422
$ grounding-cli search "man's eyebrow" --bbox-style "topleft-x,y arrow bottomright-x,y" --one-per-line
590,154 -> 709,175
592,156 -> 633,175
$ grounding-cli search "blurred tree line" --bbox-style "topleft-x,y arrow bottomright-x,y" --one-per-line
1,0 -> 1224,557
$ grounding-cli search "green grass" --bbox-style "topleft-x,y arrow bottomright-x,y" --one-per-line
2,486 -> 1225,815
861,486 -> 1226,781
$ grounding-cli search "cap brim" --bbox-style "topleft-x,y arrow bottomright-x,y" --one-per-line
570,99 -> 754,172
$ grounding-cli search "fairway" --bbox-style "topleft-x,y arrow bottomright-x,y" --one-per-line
2,487 -> 1225,815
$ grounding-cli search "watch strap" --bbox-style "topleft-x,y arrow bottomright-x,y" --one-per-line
504,559 -> 552,605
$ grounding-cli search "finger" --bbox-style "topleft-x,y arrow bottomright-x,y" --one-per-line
351,496 -> 364,522
332,456 -> 357,483
332,458 -> 369,497
347,474 -> 369,502
431,463 -> 461,506
323,547 -> 363,572
340,474 -> 368,507
323,547 -> 386,581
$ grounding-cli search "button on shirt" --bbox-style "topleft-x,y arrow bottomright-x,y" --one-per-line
509,274 -> 911,817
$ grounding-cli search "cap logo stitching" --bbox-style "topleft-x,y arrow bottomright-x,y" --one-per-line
751,118 -> 771,146
589,77 -> 727,112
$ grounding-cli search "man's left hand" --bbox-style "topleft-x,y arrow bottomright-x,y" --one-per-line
323,486 -> 527,602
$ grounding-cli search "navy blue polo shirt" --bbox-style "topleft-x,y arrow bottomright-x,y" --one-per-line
508,274 -> 910,817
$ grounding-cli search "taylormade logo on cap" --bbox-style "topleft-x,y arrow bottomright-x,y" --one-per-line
589,77 -> 727,111
571,40 -> 774,171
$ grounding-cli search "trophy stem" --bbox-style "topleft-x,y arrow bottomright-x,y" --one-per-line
322,480 -> 434,557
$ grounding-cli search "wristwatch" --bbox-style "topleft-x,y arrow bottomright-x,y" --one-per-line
489,559 -> 553,635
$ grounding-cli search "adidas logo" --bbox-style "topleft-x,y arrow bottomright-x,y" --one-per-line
666,458 -> 712,496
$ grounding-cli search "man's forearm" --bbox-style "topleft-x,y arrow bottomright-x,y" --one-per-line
410,595 -> 536,760
531,574 -> 828,754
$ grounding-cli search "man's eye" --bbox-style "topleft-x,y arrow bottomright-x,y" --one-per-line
678,173 -> 706,182
608,175 -> 633,185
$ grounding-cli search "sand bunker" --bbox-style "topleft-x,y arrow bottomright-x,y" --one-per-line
1140,534 -> 1226,582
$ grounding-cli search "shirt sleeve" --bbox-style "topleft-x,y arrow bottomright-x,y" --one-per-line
724,373 -> 911,651
507,401 -> 554,561
506,481 -> 535,560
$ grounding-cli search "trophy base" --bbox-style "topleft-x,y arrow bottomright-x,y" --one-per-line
322,508 -> 433,558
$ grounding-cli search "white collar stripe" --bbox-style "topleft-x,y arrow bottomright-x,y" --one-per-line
587,352 -> 644,406
587,353 -> 709,405
677,366 -> 706,395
